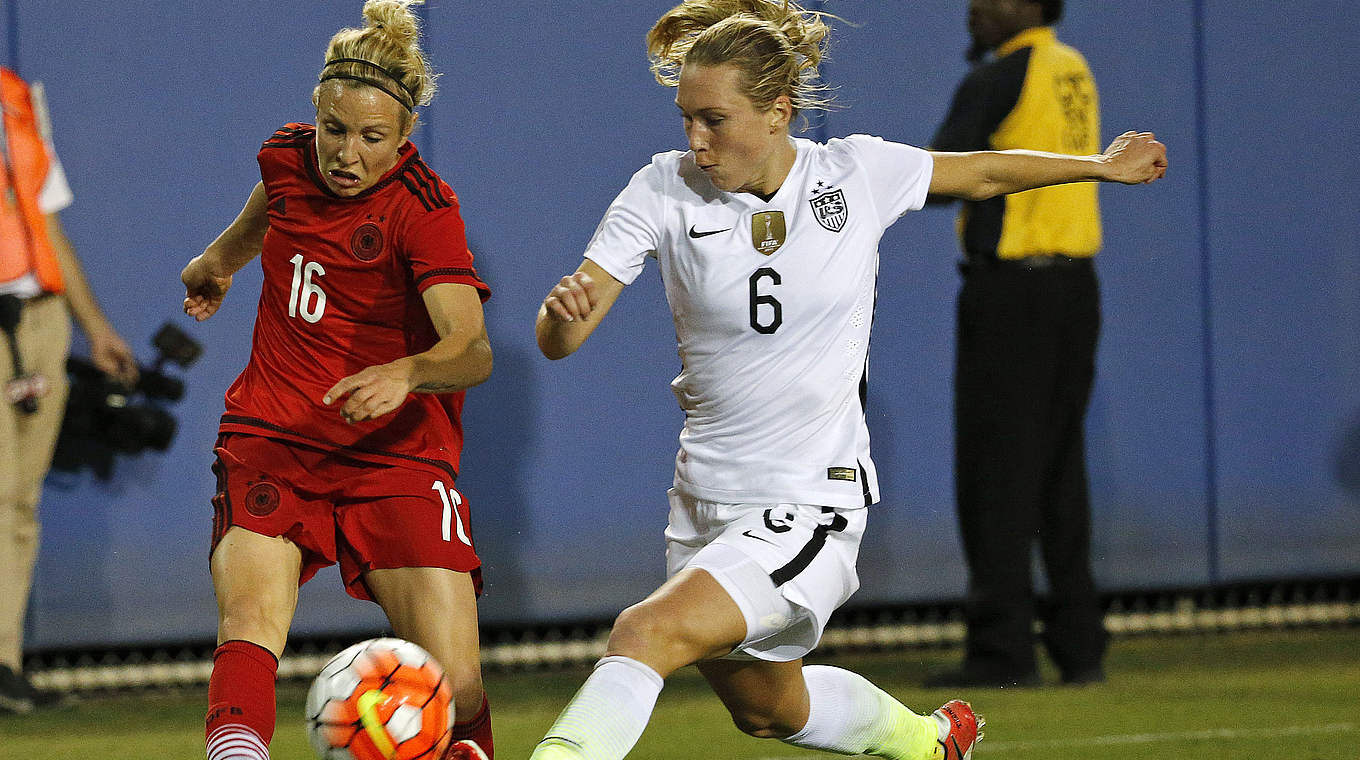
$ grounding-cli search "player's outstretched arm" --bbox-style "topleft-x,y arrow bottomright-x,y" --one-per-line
323,283 -> 493,424
536,258 -> 626,360
928,130 -> 1167,201
182,181 -> 270,321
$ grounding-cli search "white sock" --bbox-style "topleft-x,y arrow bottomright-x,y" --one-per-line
782,665 -> 937,759
531,655 -> 665,760
206,724 -> 269,760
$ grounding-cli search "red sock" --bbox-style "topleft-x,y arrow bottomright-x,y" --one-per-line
447,693 -> 493,758
206,640 -> 278,760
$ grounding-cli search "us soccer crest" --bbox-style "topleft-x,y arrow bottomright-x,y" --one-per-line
751,211 -> 786,255
810,188 -> 848,233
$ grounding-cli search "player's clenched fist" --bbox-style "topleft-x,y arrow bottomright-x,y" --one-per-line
542,271 -> 599,323
181,253 -> 234,322
1101,131 -> 1168,185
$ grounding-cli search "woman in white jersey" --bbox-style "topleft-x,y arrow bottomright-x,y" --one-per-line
532,2 -> 1166,759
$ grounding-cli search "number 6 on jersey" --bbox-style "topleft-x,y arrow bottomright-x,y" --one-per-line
749,267 -> 782,334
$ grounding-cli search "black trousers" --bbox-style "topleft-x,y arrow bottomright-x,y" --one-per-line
953,258 -> 1107,679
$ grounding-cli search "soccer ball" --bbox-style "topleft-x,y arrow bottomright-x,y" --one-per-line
305,637 -> 455,760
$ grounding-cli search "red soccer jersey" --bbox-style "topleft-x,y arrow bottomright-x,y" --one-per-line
219,123 -> 490,479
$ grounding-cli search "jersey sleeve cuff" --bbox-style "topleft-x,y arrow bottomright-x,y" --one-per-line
415,270 -> 492,302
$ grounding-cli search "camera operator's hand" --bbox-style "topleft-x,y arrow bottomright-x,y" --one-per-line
181,253 -> 234,322
322,358 -> 417,424
89,327 -> 139,387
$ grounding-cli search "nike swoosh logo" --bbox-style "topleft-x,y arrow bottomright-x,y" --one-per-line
742,529 -> 776,545
689,225 -> 731,238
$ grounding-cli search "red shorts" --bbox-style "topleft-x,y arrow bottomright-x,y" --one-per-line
210,433 -> 481,601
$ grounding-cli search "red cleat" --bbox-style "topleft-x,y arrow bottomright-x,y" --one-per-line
443,739 -> 490,760
932,699 -> 984,760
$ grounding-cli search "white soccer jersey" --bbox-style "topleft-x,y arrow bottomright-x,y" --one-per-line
585,135 -> 933,508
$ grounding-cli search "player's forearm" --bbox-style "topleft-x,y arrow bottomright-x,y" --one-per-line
408,333 -> 493,393
535,306 -> 597,360
203,182 -> 270,274
982,150 -> 1110,195
930,150 -> 1109,201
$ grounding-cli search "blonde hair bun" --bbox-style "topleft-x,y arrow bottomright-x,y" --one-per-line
363,0 -> 422,48
319,0 -> 439,111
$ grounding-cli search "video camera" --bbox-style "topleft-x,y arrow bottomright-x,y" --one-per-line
51,322 -> 202,479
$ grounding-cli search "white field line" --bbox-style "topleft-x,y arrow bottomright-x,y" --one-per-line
753,722 -> 1358,759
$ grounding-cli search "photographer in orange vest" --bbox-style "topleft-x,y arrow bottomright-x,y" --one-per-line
0,65 -> 137,713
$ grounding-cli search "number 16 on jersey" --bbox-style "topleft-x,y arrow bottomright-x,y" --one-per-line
288,253 -> 327,323
431,481 -> 471,546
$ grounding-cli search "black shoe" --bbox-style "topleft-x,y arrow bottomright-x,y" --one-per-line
20,673 -> 70,709
924,664 -> 1041,689
0,665 -> 35,715
0,664 -> 69,712
1061,666 -> 1106,685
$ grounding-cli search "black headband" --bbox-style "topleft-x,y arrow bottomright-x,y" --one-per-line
319,57 -> 417,112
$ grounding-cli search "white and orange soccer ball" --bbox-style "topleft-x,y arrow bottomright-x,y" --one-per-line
305,638 -> 455,760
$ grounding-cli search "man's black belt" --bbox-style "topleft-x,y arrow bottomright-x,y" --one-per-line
961,254 -> 1094,273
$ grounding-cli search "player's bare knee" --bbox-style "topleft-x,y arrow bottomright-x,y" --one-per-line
607,603 -> 700,672
609,603 -> 667,649
217,609 -> 287,647
727,706 -> 799,739
217,594 -> 290,643
442,662 -> 484,706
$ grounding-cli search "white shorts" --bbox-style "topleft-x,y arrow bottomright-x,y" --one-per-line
664,488 -> 867,662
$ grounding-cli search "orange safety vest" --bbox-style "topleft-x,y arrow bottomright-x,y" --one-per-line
0,67 -> 64,294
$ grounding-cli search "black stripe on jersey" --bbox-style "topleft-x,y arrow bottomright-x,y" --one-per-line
219,415 -> 459,481
858,360 -> 868,411
400,163 -> 451,211
400,173 -> 437,212
857,363 -> 872,507
415,267 -> 479,287
412,162 -> 453,208
270,129 -> 308,142
269,125 -> 309,138
404,163 -> 438,206
264,131 -> 309,142
210,447 -> 232,548
263,125 -> 313,149
855,274 -> 880,507
769,507 -> 849,587
355,150 -> 420,197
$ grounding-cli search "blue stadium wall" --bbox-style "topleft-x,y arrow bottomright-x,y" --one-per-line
5,1 -> 1356,648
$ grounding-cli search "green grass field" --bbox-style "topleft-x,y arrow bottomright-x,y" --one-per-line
3,627 -> 1356,759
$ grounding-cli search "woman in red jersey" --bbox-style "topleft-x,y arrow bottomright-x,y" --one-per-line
181,3 -> 493,759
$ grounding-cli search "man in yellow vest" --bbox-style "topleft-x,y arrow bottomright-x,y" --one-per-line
927,0 -> 1109,687
0,66 -> 137,713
